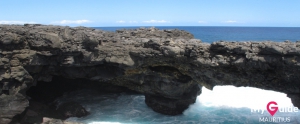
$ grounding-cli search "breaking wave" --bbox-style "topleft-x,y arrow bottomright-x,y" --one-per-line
55,86 -> 300,124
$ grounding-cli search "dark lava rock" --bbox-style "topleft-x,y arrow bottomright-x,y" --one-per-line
0,25 -> 300,123
57,101 -> 89,119
145,83 -> 201,115
288,93 -> 300,108
17,101 -> 63,124
0,94 -> 28,124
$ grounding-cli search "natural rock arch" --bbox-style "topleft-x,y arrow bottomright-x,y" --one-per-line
0,25 -> 299,123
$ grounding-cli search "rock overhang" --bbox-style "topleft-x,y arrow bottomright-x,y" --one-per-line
0,24 -> 299,123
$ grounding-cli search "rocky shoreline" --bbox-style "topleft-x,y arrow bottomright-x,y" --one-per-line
0,24 -> 299,123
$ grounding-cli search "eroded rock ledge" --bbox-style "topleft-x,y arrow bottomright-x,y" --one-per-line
0,24 -> 300,123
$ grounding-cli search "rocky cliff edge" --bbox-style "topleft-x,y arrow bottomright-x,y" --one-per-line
0,24 -> 299,123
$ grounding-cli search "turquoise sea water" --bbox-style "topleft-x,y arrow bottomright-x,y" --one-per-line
93,26 -> 300,43
61,86 -> 300,124
63,27 -> 300,124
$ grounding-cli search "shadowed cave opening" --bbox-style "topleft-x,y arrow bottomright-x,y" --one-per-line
26,76 -> 138,103
19,76 -> 140,123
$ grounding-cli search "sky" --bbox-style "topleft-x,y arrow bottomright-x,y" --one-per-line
1,0 -> 300,27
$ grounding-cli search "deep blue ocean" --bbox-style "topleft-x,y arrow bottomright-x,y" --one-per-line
93,26 -> 300,43
62,27 -> 300,124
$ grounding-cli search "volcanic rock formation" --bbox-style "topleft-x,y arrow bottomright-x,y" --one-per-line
0,24 -> 299,123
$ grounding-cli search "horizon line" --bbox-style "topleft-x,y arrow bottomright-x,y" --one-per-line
90,25 -> 300,28
1,24 -> 300,28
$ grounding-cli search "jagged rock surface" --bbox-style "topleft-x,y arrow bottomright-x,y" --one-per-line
0,25 -> 300,123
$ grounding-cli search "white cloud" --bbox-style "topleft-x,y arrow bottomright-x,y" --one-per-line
198,21 -> 207,23
143,20 -> 170,23
116,20 -> 126,23
225,20 -> 238,23
116,20 -> 138,23
129,21 -> 138,23
0,20 -> 36,24
53,20 -> 91,24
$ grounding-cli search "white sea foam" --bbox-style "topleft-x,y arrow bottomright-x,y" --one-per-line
198,86 -> 293,109
59,86 -> 300,124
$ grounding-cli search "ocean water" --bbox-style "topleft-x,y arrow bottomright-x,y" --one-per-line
58,86 -> 300,124
93,26 -> 300,43
63,26 -> 300,124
